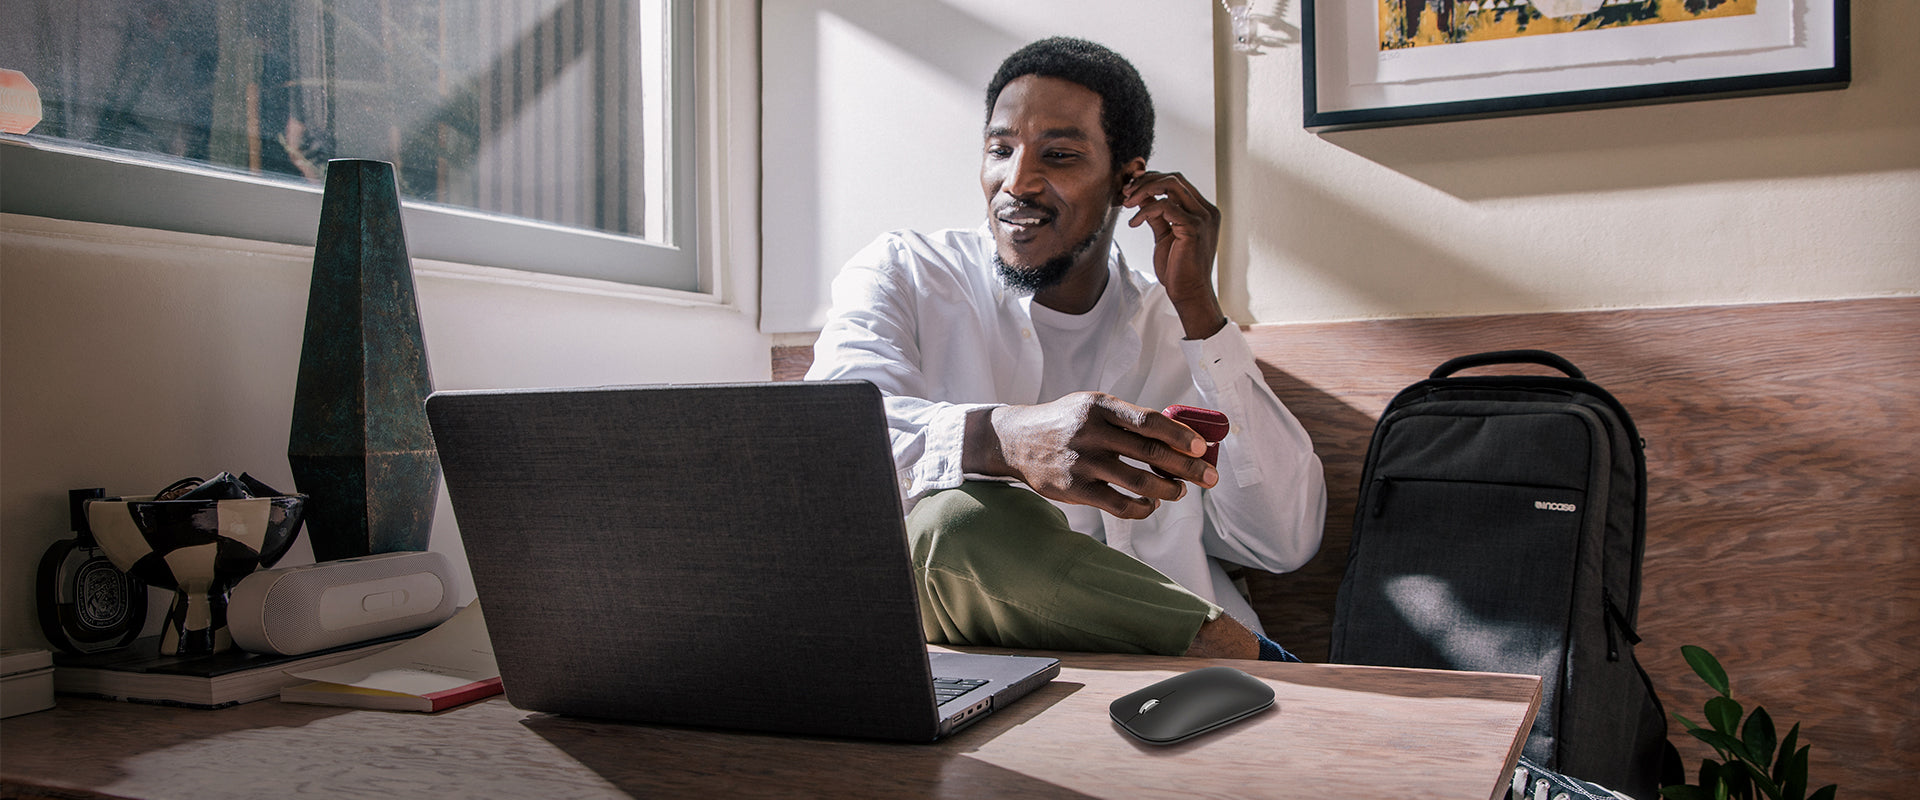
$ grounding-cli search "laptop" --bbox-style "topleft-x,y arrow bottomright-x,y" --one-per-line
425,380 -> 1060,741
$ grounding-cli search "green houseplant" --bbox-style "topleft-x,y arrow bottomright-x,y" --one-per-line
1661,645 -> 1837,800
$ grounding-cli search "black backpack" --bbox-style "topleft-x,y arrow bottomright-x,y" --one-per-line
1329,350 -> 1665,799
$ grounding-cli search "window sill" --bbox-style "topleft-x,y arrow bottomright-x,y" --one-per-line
1,212 -> 738,311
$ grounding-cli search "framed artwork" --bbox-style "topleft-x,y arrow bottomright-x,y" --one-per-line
1303,0 -> 1850,131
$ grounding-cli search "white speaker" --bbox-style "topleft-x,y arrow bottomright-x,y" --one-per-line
229,551 -> 458,655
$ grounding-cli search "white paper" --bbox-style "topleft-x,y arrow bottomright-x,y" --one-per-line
288,602 -> 498,697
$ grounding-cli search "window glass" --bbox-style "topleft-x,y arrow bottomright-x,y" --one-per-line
2,0 -> 692,285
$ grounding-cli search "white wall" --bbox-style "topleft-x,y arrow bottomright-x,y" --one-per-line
0,215 -> 772,650
761,0 -> 1914,334
1215,2 -> 1918,323
759,0 -> 1218,333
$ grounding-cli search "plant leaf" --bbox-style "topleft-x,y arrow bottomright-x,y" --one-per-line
1782,745 -> 1810,800
1739,759 -> 1784,799
1807,784 -> 1836,800
1707,695 -> 1745,736
1773,723 -> 1801,783
1725,766 -> 1752,800
1744,705 -> 1778,767
1697,757 -> 1730,793
1683,644 -> 1732,696
1674,711 -> 1705,732
1691,729 -> 1744,761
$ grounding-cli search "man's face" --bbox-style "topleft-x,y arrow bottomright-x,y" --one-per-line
981,75 -> 1131,292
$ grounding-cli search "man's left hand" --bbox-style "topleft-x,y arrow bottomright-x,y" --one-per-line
1122,170 -> 1225,340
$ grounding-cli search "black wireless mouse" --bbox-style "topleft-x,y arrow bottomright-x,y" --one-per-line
1109,666 -> 1275,745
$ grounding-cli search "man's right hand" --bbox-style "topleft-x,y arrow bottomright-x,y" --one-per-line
962,392 -> 1219,519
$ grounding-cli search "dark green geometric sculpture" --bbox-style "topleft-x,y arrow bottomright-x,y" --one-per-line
288,159 -> 439,562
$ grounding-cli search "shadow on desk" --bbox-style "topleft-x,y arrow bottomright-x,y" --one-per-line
4,653 -> 1536,800
0,694 -> 360,794
520,680 -> 1092,799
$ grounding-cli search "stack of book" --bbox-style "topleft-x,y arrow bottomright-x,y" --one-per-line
2,649 -> 56,717
53,633 -> 420,709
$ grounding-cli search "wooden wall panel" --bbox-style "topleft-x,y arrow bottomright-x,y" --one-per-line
774,297 -> 1920,796
772,345 -> 814,383
1243,298 -> 1919,798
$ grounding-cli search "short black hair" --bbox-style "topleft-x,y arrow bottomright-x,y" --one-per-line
985,37 -> 1154,171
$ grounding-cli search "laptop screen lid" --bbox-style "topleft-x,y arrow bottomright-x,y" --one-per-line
427,380 -> 950,741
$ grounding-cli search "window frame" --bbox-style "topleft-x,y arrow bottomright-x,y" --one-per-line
0,0 -> 703,293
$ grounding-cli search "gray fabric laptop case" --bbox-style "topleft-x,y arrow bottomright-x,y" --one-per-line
427,380 -> 1035,741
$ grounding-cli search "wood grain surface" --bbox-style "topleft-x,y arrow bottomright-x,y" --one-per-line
1,654 -> 1539,800
1241,297 -> 1920,799
785,296 -> 1920,797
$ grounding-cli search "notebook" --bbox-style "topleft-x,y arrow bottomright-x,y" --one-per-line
425,380 -> 1060,741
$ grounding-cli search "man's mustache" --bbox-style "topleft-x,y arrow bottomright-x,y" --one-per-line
995,199 -> 1056,222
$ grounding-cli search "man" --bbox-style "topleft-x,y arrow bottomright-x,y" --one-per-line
807,37 -> 1325,660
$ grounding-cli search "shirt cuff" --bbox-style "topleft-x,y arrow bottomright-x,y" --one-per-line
1179,324 -> 1265,488
1179,322 -> 1259,395
908,402 -> 1001,499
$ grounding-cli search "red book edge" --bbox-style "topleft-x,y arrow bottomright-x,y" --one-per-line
420,676 -> 504,712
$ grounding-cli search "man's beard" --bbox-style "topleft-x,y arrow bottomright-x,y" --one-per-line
993,226 -> 1103,295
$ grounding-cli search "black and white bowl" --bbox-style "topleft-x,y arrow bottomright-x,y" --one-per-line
87,495 -> 306,656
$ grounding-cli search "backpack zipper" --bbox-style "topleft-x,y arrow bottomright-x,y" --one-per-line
1370,475 -> 1582,517
1602,588 -> 1641,662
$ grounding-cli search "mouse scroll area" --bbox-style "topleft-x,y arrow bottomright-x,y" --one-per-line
1109,667 -> 1275,745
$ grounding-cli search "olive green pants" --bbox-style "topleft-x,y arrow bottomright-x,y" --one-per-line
905,482 -> 1220,656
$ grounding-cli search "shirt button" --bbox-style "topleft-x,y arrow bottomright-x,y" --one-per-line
1021,329 -> 1032,339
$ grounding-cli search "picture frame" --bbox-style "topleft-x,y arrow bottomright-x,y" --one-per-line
1302,0 -> 1850,132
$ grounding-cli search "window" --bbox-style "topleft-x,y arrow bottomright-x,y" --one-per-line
1,0 -> 698,290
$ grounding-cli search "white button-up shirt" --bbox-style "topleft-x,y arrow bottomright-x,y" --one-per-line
806,227 -> 1326,630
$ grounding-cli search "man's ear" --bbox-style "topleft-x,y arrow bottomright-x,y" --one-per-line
1114,158 -> 1148,200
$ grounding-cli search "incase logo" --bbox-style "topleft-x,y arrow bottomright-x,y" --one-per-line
1534,501 -> 1577,513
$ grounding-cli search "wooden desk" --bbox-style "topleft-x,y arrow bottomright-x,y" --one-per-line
2,651 -> 1539,800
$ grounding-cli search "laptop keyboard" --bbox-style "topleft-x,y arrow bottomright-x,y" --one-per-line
933,677 -> 988,704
